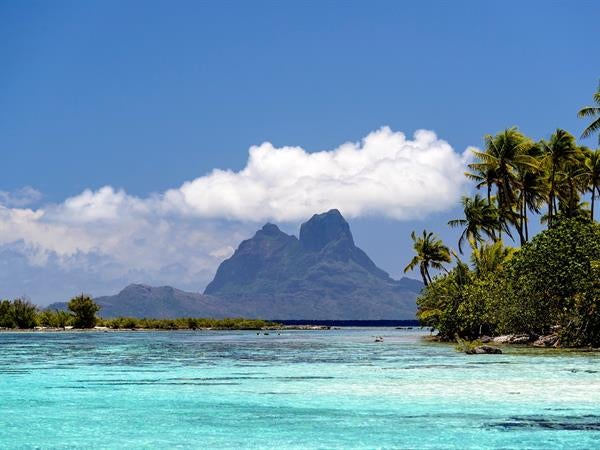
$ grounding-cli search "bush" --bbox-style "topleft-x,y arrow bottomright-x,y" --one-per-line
68,295 -> 100,328
507,218 -> 600,341
37,309 -> 73,328
418,218 -> 600,347
0,300 -> 14,328
10,298 -> 38,329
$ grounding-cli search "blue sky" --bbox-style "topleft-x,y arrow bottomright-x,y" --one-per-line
0,1 -> 599,304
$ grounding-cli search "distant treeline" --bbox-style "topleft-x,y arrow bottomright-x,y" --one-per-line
0,295 -> 276,330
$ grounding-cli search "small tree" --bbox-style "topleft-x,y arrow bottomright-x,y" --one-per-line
10,298 -> 38,329
68,294 -> 100,328
0,300 -> 14,328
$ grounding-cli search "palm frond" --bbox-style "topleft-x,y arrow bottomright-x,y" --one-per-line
577,106 -> 600,118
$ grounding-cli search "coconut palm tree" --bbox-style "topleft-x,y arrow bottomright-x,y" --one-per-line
583,148 -> 600,221
513,142 -> 544,243
448,195 -> 505,253
464,166 -> 498,205
467,128 -> 537,241
578,82 -> 600,144
539,129 -> 581,228
555,148 -> 588,219
404,230 -> 451,286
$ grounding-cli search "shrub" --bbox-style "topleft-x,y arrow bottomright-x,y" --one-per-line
10,298 -> 38,329
68,295 -> 100,328
0,300 -> 14,328
37,309 -> 73,328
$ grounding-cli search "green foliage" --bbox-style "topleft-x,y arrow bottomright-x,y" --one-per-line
454,336 -> 483,353
37,309 -> 73,328
417,219 -> 600,347
507,218 -> 600,343
0,300 -> 15,328
470,240 -> 515,277
10,299 -> 38,329
414,93 -> 600,348
578,80 -> 600,144
68,295 -> 100,328
448,195 -> 504,253
404,230 -> 451,286
0,294 -> 276,331
97,317 -> 276,330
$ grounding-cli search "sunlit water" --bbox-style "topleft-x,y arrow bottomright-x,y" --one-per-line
1,329 -> 599,449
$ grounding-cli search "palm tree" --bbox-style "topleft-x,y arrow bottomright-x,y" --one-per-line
554,148 -> 588,219
516,164 -> 546,242
539,129 -> 580,228
578,82 -> 600,144
448,195 -> 505,253
513,142 -> 544,243
583,148 -> 600,221
464,166 -> 498,205
404,230 -> 451,286
467,128 -> 537,242
470,241 -> 516,277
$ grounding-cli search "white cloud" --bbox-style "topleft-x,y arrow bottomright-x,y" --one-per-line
0,186 -> 42,207
0,128 -> 471,304
167,127 -> 470,221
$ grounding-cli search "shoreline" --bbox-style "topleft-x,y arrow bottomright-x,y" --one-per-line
0,324 -> 333,332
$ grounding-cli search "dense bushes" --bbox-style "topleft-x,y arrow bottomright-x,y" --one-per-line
0,299 -> 38,329
97,316 -> 275,330
417,218 -> 600,347
0,295 -> 275,331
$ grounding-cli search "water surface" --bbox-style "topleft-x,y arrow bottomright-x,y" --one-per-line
1,328 -> 599,449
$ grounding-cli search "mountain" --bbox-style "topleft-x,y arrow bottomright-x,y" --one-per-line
203,209 -> 421,319
48,210 -> 422,319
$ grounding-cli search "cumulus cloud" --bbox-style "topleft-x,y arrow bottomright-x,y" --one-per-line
0,127 -> 471,303
167,127 -> 470,221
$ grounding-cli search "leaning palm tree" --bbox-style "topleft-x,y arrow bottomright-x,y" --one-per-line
448,195 -> 505,253
578,81 -> 600,144
404,230 -> 451,286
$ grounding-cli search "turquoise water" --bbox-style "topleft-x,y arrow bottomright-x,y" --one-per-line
1,329 -> 599,449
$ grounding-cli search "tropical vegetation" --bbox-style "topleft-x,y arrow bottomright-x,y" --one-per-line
0,296 -> 277,330
409,81 -> 600,347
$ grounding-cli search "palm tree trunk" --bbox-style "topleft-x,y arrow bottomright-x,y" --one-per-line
592,186 -> 596,222
518,192 -> 525,246
424,265 -> 433,285
524,203 -> 529,242
548,167 -> 556,228
420,265 -> 429,287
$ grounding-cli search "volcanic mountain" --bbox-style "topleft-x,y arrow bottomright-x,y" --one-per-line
49,210 -> 422,319
203,209 -> 422,318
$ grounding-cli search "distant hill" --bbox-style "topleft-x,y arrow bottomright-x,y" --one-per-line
48,210 -> 422,319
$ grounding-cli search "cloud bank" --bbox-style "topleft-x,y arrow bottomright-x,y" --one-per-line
0,128 -> 471,303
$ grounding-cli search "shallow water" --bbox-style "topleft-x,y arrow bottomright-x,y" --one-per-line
1,328 -> 599,449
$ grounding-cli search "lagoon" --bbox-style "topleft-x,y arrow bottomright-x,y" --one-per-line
1,328 -> 599,449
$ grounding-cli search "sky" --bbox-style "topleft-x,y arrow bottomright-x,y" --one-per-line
0,1 -> 599,305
